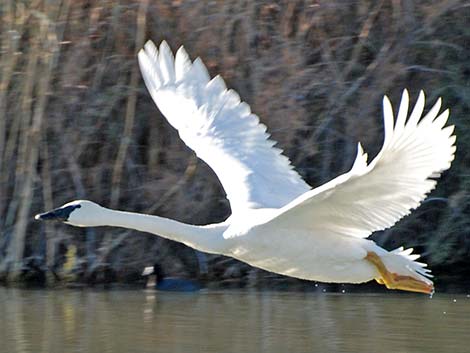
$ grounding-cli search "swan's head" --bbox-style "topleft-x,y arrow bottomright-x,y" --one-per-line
35,200 -> 105,227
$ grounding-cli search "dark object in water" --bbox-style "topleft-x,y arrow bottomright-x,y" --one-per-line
142,264 -> 201,292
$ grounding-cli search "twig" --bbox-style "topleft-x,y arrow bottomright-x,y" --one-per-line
110,0 -> 148,208
147,155 -> 198,214
98,0 -> 149,268
10,17 -> 53,277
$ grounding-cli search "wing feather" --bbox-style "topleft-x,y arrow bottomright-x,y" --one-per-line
269,89 -> 456,239
138,41 -> 310,213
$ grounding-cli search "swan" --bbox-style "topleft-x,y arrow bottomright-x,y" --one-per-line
36,40 -> 456,294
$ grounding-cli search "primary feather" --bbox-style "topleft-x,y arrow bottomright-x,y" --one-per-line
272,89 -> 455,239
138,41 -> 310,213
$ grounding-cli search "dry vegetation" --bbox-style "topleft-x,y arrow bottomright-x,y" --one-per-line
0,0 -> 468,289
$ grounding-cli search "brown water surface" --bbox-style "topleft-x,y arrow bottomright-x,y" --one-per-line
0,288 -> 469,353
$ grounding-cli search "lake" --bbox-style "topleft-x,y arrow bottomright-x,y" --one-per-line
0,287 -> 469,353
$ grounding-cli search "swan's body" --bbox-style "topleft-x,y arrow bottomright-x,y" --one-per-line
36,41 -> 456,294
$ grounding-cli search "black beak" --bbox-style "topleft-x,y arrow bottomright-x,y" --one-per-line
34,205 -> 80,222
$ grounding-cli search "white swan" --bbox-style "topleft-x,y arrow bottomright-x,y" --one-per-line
36,40 -> 456,294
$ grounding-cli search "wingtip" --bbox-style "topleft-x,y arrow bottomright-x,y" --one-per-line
174,45 -> 192,81
191,57 -> 210,82
176,45 -> 189,58
404,89 -> 426,127
395,89 -> 410,132
382,94 -> 394,148
351,142 -> 368,172
418,89 -> 425,100
357,142 -> 364,155
420,95 -> 443,125
144,40 -> 158,53
382,94 -> 392,119
159,40 -> 171,53
207,74 -> 227,93
382,94 -> 391,105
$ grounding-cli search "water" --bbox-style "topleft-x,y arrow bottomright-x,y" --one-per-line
1,288 -> 469,353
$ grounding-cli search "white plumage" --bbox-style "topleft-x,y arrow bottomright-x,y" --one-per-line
36,40 -> 456,294
138,41 -> 309,211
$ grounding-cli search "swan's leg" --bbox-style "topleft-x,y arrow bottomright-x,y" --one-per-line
365,251 -> 434,294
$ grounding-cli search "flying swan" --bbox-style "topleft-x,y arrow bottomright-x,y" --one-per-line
36,40 -> 456,294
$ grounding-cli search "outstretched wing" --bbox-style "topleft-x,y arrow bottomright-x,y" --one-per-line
138,41 -> 310,213
269,90 -> 456,238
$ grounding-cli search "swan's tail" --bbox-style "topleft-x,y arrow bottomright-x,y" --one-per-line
367,247 -> 434,294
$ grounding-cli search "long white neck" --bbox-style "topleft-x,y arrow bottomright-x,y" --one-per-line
97,208 -> 228,254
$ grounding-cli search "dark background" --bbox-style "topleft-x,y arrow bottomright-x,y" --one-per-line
0,0 -> 468,291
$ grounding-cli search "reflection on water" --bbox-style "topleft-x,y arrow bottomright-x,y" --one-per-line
0,288 -> 469,353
